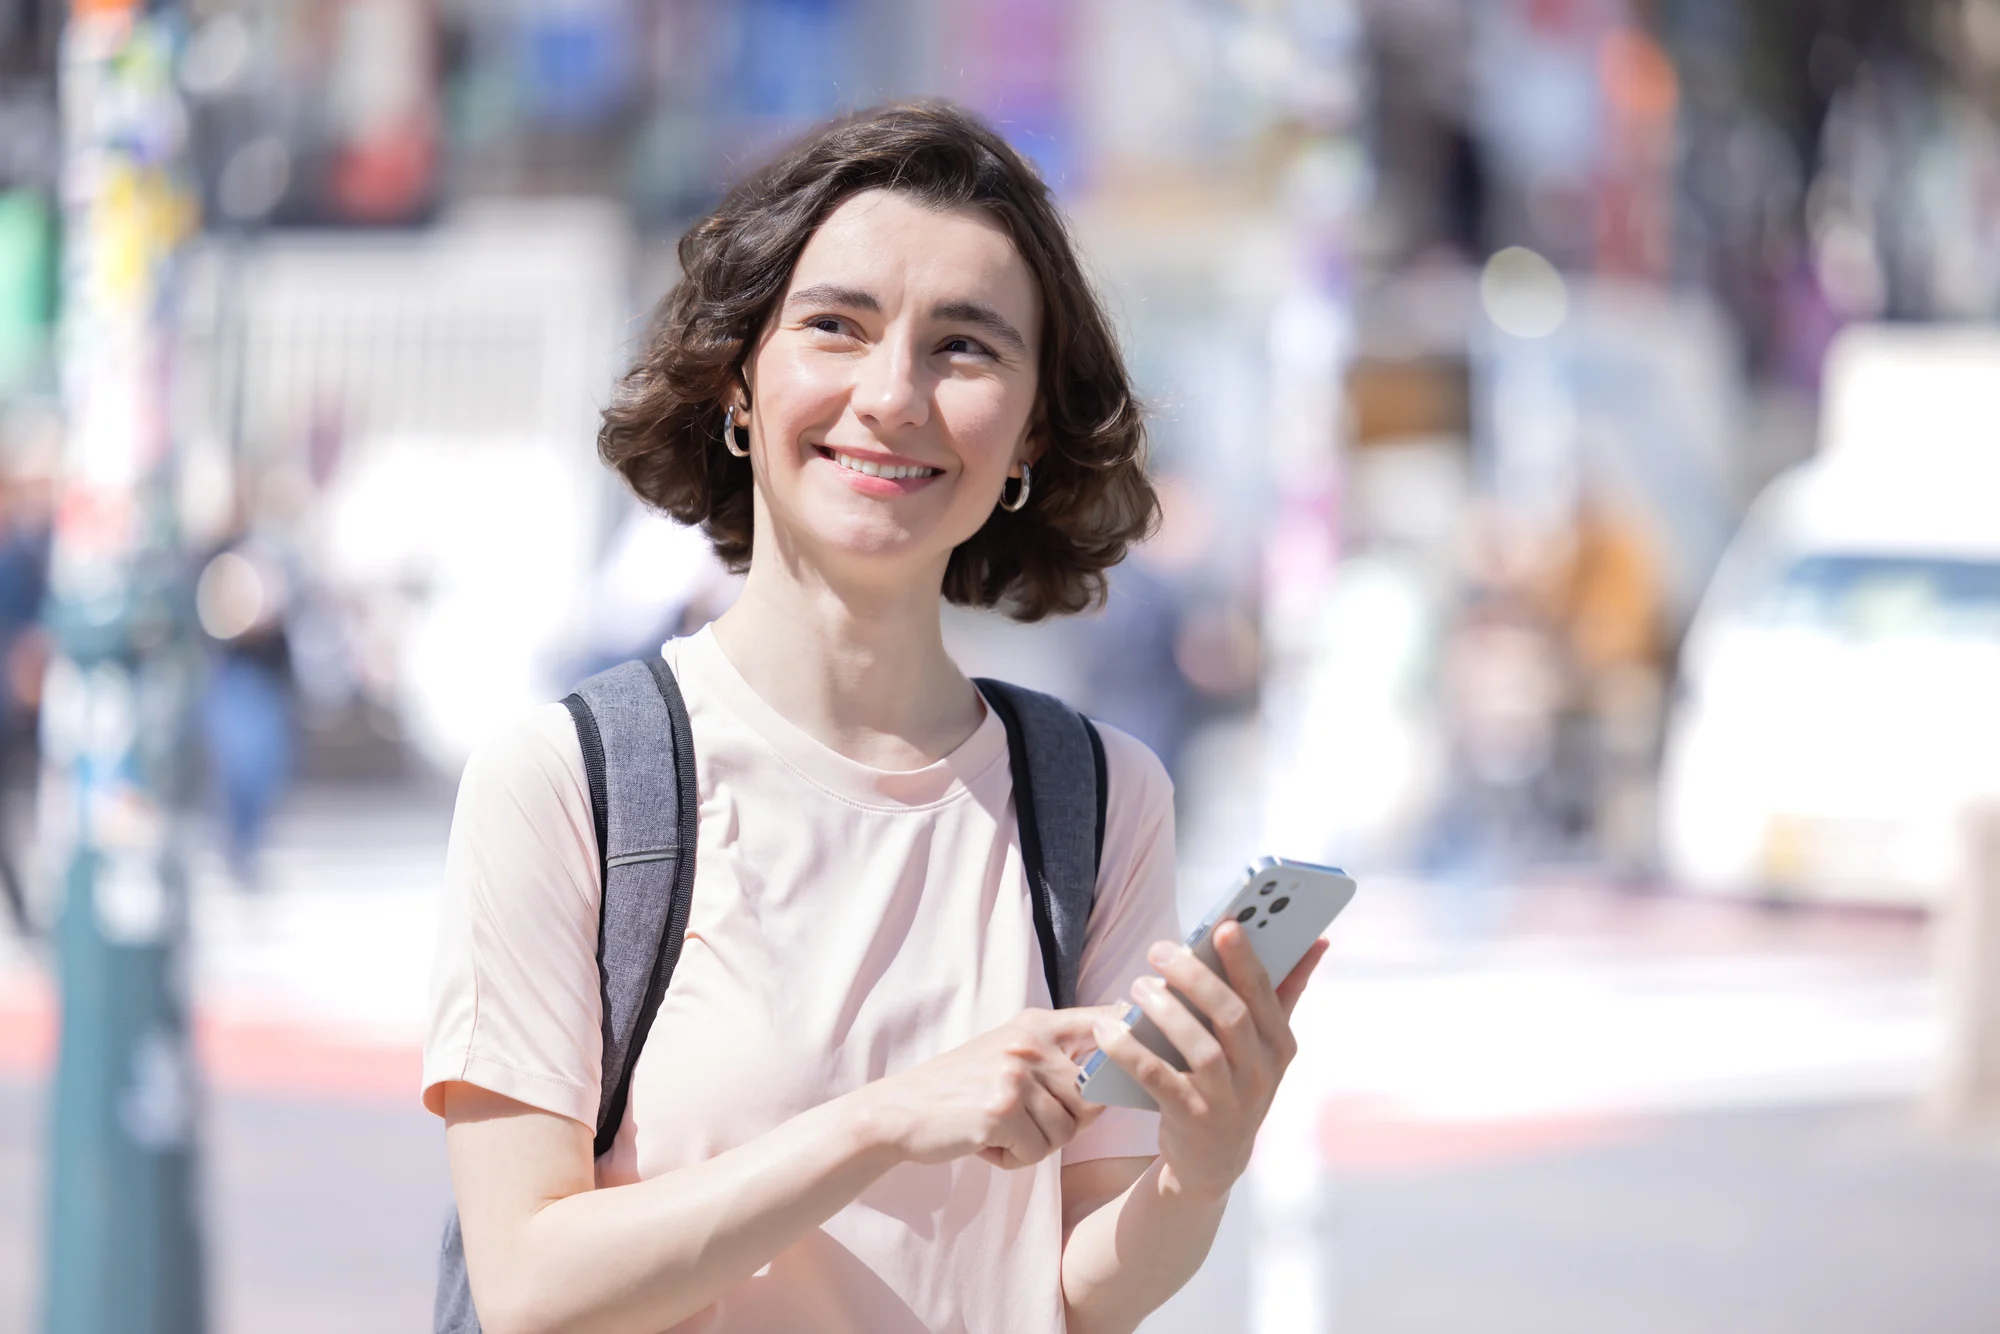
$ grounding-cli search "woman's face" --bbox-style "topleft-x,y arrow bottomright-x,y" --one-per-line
741,189 -> 1041,587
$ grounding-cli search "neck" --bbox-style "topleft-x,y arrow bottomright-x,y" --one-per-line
709,535 -> 983,770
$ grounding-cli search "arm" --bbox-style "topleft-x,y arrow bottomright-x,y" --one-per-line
447,1082 -> 898,1334
1057,925 -> 1329,1334
1058,1156 -> 1225,1334
448,1006 -> 1106,1334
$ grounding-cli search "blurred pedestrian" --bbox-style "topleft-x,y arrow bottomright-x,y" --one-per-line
1542,496 -> 1667,883
0,473 -> 46,931
196,535 -> 297,888
1426,586 -> 1563,934
1073,558 -> 1197,781
570,505 -> 741,679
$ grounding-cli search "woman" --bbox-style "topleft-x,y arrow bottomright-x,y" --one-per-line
424,102 -> 1327,1334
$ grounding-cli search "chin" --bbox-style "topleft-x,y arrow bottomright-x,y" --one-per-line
800,511 -> 972,572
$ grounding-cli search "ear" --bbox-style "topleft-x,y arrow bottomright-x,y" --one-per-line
1015,420 -> 1047,473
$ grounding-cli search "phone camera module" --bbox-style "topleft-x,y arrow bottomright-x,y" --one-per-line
1270,896 -> 1290,913
1235,906 -> 1257,923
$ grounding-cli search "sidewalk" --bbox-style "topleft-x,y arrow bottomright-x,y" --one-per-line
2,780 -> 1994,1331
0,784 -> 451,1334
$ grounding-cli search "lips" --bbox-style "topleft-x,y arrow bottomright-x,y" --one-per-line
817,446 -> 942,480
811,444 -> 943,496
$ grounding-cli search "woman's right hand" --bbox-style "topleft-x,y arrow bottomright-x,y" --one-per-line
858,1007 -> 1113,1170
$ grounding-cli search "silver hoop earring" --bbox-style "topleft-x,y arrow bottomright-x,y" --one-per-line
999,462 -> 1032,513
721,407 -> 751,459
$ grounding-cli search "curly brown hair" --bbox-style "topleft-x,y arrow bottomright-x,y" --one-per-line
598,101 -> 1157,621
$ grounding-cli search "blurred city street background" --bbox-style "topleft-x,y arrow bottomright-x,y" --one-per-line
3,0 -> 2000,1330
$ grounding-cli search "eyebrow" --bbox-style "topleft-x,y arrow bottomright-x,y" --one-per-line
785,283 -> 880,314
785,284 -> 1029,357
930,300 -> 1029,356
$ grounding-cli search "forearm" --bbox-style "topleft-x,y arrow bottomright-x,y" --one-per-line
464,1092 -> 902,1334
1060,1159 -> 1229,1334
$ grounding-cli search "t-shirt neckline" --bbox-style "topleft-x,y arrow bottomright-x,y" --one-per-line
667,626 -> 1010,811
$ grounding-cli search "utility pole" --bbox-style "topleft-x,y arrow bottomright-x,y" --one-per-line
42,1 -> 205,1331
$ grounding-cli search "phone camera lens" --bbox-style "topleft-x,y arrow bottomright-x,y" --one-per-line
1235,906 -> 1257,923
1270,896 -> 1290,913
1258,881 -> 1275,895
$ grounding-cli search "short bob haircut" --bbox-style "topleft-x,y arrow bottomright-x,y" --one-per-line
598,101 -> 1157,621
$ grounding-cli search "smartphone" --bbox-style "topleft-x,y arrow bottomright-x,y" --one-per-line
1077,857 -> 1355,1111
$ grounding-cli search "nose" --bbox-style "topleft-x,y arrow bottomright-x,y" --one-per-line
851,332 -> 930,434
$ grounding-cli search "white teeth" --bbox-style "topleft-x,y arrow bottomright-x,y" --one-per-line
832,451 -> 935,481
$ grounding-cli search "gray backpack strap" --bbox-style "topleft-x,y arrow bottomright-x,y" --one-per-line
572,656 -> 700,1156
973,679 -> 1108,1009
436,656 -> 698,1334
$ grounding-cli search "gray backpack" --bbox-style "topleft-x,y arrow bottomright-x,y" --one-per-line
435,657 -> 1110,1333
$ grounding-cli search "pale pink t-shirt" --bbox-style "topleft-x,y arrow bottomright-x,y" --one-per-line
424,627 -> 1178,1333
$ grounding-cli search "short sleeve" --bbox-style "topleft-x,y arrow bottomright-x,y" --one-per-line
422,704 -> 605,1128
1062,722 -> 1178,1164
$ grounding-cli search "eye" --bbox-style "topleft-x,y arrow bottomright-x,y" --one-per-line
939,335 -> 994,358
803,315 -> 853,337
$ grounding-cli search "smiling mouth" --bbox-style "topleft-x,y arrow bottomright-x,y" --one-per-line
816,446 -> 942,481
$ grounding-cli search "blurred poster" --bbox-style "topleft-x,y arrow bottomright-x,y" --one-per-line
516,0 -> 637,129
324,0 -> 440,222
1471,0 -> 1614,267
945,0 -> 1075,188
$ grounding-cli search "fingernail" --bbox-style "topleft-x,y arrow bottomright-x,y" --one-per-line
1146,942 -> 1173,967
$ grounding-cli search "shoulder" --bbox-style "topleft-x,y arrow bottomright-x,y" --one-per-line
449,703 -> 596,910
457,703 -> 588,807
1089,719 -> 1173,839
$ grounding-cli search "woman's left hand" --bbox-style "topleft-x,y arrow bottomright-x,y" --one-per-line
1093,922 -> 1330,1203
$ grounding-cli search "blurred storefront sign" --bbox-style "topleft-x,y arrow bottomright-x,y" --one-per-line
947,0 -> 1076,189
179,0 -> 441,227
516,0 -> 637,129
0,188 -> 55,394
733,0 -> 855,123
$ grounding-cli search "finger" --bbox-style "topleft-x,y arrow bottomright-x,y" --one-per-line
1018,1080 -> 1080,1158
1034,1050 -> 1105,1125
1210,920 -> 1289,1050
1035,1004 -> 1127,1057
1128,976 -> 1230,1092
1016,1008 -> 1123,1116
1093,1014 -> 1200,1117
994,1101 -> 1055,1168
1117,980 -> 1230,1104
1147,941 -> 1254,1067
1275,938 -> 1330,1019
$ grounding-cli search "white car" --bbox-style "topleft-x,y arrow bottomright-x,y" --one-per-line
1660,453 -> 2000,906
